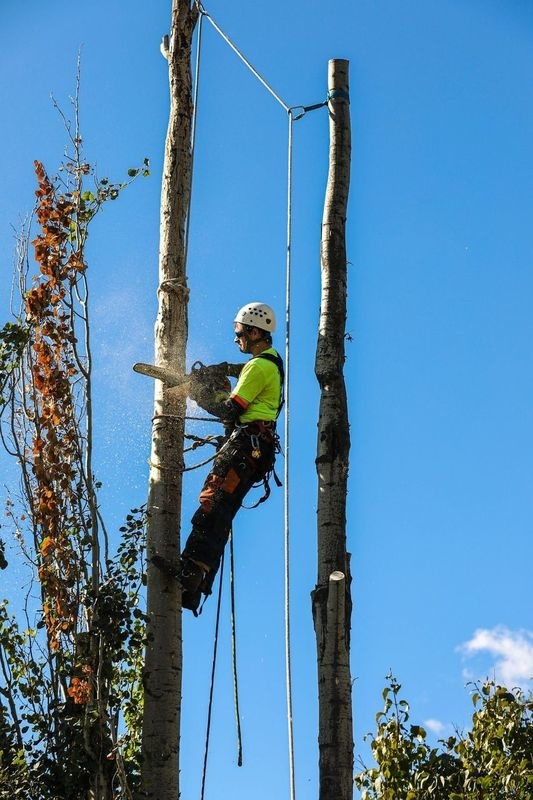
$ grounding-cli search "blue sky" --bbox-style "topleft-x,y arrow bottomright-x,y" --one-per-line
2,0 -> 533,797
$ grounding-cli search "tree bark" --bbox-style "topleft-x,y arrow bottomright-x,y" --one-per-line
312,59 -> 353,800
141,2 -> 198,798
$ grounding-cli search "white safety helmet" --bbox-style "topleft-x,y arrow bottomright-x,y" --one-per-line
234,302 -> 276,332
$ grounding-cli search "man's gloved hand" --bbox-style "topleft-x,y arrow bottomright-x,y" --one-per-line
189,361 -> 231,393
188,362 -> 231,416
191,361 -> 244,380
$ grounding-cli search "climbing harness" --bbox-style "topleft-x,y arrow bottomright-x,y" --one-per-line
235,420 -> 283,509
255,350 -> 285,417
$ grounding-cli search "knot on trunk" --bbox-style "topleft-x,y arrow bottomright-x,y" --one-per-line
158,279 -> 190,301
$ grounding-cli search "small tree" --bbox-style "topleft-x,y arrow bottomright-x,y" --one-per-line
355,674 -> 533,799
0,117 -> 149,798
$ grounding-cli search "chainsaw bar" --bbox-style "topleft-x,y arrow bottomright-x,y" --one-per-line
132,362 -> 186,387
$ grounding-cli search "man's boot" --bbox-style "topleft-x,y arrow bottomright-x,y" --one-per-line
178,558 -> 206,593
151,554 -> 208,616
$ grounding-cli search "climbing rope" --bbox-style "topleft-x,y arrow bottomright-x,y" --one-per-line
199,532 -> 243,800
181,451 -> 218,472
189,7 -> 331,800
183,433 -> 221,452
182,433 -> 223,471
284,109 -> 296,800
229,530 -> 243,767
198,4 -> 290,112
183,7 -> 204,270
200,550 -> 225,800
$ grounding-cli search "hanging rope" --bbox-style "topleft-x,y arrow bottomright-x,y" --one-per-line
184,433 -> 221,452
198,4 -> 290,112
199,537 -> 244,800
200,551 -> 225,800
229,530 -> 244,767
284,109 -> 296,800
189,7 -> 330,800
183,7 -> 204,270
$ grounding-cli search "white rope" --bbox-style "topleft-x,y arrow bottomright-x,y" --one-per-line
189,8 -> 330,800
194,9 -> 298,800
284,109 -> 296,800
183,9 -> 204,269
198,5 -> 291,112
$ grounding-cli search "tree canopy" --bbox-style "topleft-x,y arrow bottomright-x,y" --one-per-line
355,674 -> 533,800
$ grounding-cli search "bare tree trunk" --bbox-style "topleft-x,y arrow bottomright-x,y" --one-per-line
141,2 -> 198,798
311,59 -> 353,800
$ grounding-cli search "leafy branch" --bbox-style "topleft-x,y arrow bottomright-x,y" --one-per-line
0,85 -> 149,797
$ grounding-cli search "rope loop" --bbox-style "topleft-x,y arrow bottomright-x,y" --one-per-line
182,451 -> 218,472
184,433 -> 224,453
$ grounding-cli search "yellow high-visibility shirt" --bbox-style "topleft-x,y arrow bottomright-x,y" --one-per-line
230,348 -> 282,422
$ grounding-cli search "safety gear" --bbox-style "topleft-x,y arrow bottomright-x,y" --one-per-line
150,554 -> 208,617
234,302 -> 276,332
182,425 -> 277,577
255,351 -> 285,417
181,587 -> 202,616
178,559 -> 206,593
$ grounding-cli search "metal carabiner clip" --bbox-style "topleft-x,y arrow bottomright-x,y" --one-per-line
250,434 -> 261,459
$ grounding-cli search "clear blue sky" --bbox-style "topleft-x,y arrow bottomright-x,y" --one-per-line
2,1 -> 533,798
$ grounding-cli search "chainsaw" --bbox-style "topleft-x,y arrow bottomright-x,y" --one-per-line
133,360 -> 241,399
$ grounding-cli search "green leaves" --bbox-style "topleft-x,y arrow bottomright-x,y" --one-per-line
355,675 -> 533,799
127,158 -> 150,179
0,539 -> 7,570
0,321 -> 30,407
0,141 -> 150,796
0,507 -> 147,799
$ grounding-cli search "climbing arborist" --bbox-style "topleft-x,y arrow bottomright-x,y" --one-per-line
154,301 -> 283,615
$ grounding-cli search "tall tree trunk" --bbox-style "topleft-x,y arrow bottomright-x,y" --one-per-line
311,59 -> 353,800
141,2 -> 198,798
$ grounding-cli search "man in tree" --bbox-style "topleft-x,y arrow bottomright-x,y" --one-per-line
155,302 -> 283,615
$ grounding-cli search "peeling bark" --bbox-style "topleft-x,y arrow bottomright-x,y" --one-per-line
141,3 -> 198,798
312,59 -> 354,800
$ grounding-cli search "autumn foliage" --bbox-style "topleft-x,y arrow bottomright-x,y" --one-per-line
26,160 -> 87,653
0,146 -> 149,799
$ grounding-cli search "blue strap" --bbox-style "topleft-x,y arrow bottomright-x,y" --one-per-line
327,88 -> 350,102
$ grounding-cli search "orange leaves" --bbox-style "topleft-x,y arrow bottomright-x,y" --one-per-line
40,536 -> 55,558
66,251 -> 85,273
67,667 -> 93,705
28,160 -> 86,652
34,159 -> 46,184
31,160 -> 85,287
33,437 -> 45,456
25,283 -> 53,321
68,676 -> 90,704
40,563 -> 79,653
